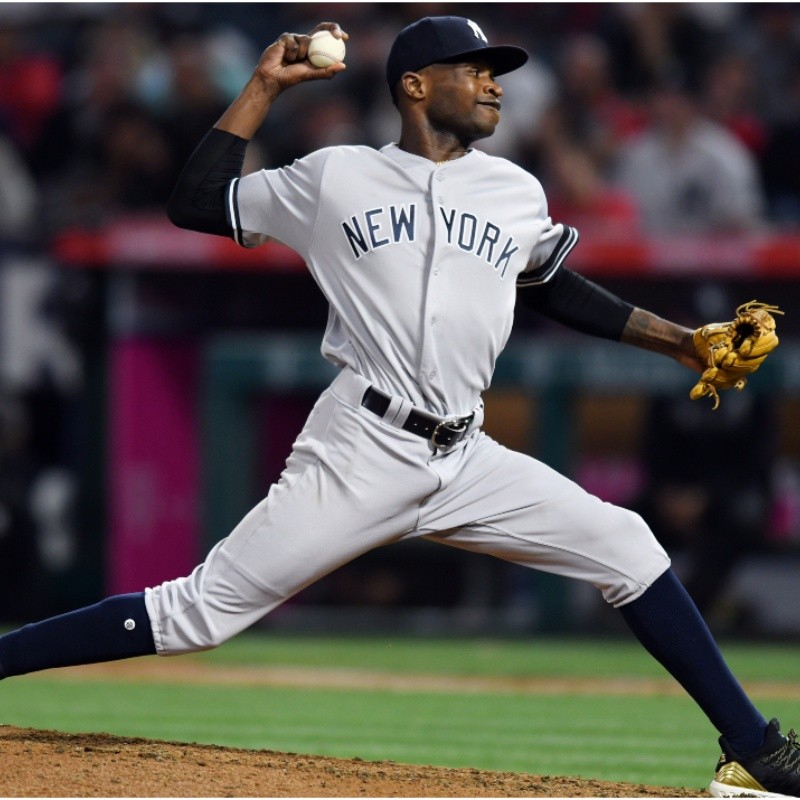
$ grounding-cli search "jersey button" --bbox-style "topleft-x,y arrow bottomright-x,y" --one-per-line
429,370 -> 437,379
433,268 -> 440,276
436,173 -> 445,181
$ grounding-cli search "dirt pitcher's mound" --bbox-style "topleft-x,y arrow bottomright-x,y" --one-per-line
0,725 -> 704,798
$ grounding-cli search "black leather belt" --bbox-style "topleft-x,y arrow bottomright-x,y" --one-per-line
361,386 -> 475,449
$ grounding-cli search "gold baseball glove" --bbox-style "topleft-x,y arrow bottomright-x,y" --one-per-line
690,300 -> 783,410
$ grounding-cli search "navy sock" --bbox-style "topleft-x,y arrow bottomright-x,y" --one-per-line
619,569 -> 767,755
0,593 -> 156,679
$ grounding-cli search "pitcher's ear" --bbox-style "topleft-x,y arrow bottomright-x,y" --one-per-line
400,71 -> 426,101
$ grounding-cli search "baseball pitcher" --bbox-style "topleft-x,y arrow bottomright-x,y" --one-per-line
0,17 -> 793,798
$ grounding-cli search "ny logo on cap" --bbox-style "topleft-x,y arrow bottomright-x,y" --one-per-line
466,19 -> 488,43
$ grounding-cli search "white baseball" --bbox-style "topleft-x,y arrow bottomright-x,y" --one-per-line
307,30 -> 346,68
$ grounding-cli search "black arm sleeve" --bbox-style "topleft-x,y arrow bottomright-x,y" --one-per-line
166,128 -> 249,237
517,267 -> 634,341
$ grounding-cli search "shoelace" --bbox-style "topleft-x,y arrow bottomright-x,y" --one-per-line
764,729 -> 800,773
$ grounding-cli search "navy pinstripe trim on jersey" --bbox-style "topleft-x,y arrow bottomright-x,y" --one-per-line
516,225 -> 579,287
227,178 -> 245,246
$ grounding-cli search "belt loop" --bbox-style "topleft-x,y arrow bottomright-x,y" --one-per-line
469,399 -> 484,433
384,395 -> 406,426
389,397 -> 413,428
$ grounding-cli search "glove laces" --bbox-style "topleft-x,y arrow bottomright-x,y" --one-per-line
736,300 -> 784,317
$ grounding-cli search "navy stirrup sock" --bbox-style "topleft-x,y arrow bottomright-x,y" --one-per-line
620,569 -> 767,755
0,592 -> 156,679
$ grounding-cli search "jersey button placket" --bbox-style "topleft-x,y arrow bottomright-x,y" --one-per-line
419,171 -> 446,394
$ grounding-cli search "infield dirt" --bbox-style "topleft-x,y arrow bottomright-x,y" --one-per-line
0,724 -> 705,797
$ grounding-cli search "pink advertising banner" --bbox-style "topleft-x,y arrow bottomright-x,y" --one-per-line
107,338 -> 201,594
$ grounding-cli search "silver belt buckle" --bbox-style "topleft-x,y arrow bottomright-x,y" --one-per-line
430,414 -> 474,449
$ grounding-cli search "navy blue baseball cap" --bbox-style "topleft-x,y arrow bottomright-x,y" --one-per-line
386,16 -> 529,98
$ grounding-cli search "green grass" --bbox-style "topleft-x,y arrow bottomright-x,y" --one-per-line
200,633 -> 800,682
2,634 -> 800,790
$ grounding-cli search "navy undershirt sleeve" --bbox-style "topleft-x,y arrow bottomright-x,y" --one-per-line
517,267 -> 634,341
166,128 -> 248,237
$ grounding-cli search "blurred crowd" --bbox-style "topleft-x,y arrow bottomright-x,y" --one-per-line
0,2 -> 799,240
2,2 -> 800,626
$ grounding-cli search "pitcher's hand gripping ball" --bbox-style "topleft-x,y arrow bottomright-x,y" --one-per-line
307,30 -> 346,68
690,300 -> 783,409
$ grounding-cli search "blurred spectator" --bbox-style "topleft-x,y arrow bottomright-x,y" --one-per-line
613,72 -> 766,233
604,4 -> 722,97
739,4 -> 800,127
101,102 -> 176,210
358,19 -> 409,150
0,19 -> 62,155
29,18 -> 164,229
137,27 -> 257,162
730,4 -> 800,224
540,141 -> 638,236
760,63 -> 800,224
550,34 -> 646,172
38,100 -> 176,230
0,132 -> 39,239
145,34 -> 231,162
30,18 -> 153,176
702,51 -> 767,157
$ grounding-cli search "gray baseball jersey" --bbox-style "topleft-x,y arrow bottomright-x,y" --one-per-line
229,144 -> 577,416
144,143 -> 669,654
